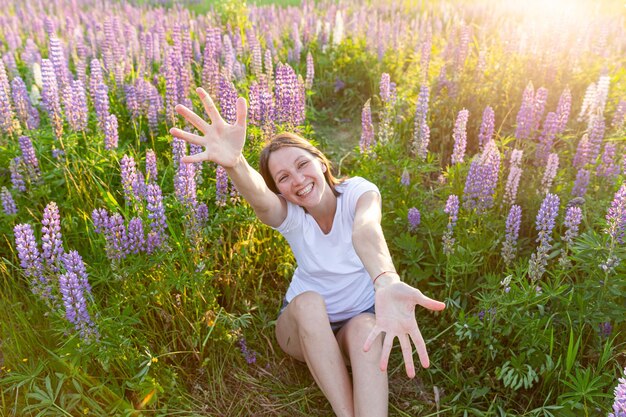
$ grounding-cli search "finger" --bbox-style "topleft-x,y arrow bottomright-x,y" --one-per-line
175,104 -> 210,132
379,333 -> 394,372
398,334 -> 416,378
197,87 -> 224,125
170,128 -> 205,146
413,289 -> 447,311
235,97 -> 247,127
409,326 -> 430,368
182,152 -> 207,164
363,326 -> 382,352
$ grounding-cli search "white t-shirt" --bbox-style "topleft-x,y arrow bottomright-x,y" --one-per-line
274,176 -> 380,322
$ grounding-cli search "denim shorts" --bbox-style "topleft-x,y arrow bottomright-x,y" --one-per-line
279,298 -> 376,334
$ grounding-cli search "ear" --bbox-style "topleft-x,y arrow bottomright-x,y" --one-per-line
321,164 -> 327,173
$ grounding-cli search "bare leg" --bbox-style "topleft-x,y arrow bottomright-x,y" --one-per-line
336,313 -> 388,417
275,291 -> 354,417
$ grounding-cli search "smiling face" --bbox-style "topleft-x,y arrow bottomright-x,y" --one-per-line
267,146 -> 329,208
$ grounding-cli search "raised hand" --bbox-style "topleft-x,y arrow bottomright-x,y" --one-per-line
170,87 -> 248,168
363,282 -> 445,378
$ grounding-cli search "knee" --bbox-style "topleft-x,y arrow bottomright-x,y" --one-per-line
290,291 -> 328,332
345,314 -> 381,359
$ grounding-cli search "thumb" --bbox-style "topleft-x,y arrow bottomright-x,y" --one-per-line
413,288 -> 446,311
235,97 -> 247,127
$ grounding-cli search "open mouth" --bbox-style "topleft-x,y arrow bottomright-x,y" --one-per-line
296,183 -> 314,197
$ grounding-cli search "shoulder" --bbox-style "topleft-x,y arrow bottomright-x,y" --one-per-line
337,176 -> 378,193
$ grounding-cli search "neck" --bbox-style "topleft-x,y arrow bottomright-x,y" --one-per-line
307,189 -> 337,234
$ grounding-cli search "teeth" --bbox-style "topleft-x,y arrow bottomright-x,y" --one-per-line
297,184 -> 313,196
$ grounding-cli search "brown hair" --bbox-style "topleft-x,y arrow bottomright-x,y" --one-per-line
259,132 -> 342,196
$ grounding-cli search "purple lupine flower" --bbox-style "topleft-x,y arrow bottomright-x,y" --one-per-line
58,269 -> 99,342
612,100 -> 626,130
555,88 -> 571,134
18,136 -> 41,180
379,73 -> 391,105
125,84 -> 140,119
419,31 -> 432,83
172,137 -> 187,170
502,149 -> 524,204
572,133 -> 591,169
0,72 -> 16,134
216,165 -> 229,206
11,76 -> 39,130
48,37 -> 70,90
14,223 -> 48,298
305,52 -> 314,90
94,82 -> 110,131
586,114 -> 606,162
594,75 -> 610,116
62,250 -> 92,296
275,62 -> 305,127
531,87 -> 548,134
562,206 -> 583,246
599,321 -> 613,338
443,194 -> 459,255
41,59 -> 64,139
463,141 -> 500,213
597,143 -> 620,180
175,161 -> 197,209
264,49 -> 273,83
515,82 -> 534,140
218,75 -> 238,125
120,155 -> 143,206
478,106 -> 495,150
92,208 -> 110,234
196,202 -> 209,227
571,169 -> 590,198
536,112 -> 558,164
68,79 -> 88,132
251,42 -> 263,79
1,187 -> 17,215
400,169 -> 410,186
502,205 -> 522,266
408,207 -> 421,231
237,337 -> 257,365
41,202 -> 64,272
105,213 -> 127,260
89,59 -> 104,102
126,217 -> 145,254
360,99 -> 375,154
540,153 -> 559,195
451,109 -> 469,164
104,113 -> 118,150
146,183 -> 168,253
412,85 -> 430,160
528,193 -> 560,281
608,367 -> 626,417
605,184 -> 626,245
10,157 -> 26,192
164,51 -> 180,125
145,149 -> 158,184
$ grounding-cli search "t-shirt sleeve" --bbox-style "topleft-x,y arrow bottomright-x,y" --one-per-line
344,177 -> 381,218
272,198 -> 305,235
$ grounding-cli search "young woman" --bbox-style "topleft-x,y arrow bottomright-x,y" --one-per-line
170,87 -> 446,417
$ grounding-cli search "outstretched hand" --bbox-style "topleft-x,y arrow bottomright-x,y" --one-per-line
170,87 -> 248,168
363,281 -> 445,378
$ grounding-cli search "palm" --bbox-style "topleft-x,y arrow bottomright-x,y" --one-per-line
170,87 -> 247,168
363,281 -> 445,378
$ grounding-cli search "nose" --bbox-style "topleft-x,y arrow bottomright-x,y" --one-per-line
292,171 -> 306,186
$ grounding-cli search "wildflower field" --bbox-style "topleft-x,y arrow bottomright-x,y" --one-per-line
1,0 -> 626,415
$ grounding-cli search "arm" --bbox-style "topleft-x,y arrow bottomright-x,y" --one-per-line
170,87 -> 286,227
352,191 -> 446,378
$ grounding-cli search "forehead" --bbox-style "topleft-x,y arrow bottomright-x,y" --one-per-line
267,146 -> 314,175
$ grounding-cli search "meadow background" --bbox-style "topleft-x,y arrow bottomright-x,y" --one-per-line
1,0 -> 625,415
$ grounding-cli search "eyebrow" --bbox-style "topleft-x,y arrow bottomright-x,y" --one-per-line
273,155 -> 309,180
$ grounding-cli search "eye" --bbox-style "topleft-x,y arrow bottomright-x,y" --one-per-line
278,175 -> 288,183
298,161 -> 308,168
